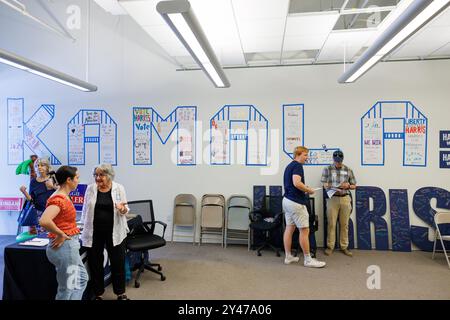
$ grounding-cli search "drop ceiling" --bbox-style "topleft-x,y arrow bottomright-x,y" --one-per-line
95,0 -> 450,68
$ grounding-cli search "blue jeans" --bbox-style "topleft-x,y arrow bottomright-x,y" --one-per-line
46,234 -> 88,300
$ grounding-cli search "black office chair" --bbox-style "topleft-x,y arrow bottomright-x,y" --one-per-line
249,195 -> 283,257
126,200 -> 167,288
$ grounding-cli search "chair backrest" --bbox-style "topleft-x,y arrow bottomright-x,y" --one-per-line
128,200 -> 156,233
173,194 -> 196,226
259,195 -> 283,219
435,212 -> 450,225
227,195 -> 251,231
201,194 -> 225,228
175,194 -> 196,206
228,195 -> 251,209
202,194 -> 225,207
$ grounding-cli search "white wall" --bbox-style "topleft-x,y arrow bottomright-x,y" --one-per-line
1,1 -> 449,247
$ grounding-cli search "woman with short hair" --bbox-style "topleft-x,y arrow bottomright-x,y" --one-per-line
81,164 -> 130,300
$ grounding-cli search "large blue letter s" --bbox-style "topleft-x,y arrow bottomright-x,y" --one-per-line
412,187 -> 450,251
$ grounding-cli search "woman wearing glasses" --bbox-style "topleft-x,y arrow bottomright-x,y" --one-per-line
80,164 -> 130,300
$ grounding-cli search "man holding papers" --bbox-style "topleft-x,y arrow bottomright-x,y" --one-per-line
321,150 -> 357,257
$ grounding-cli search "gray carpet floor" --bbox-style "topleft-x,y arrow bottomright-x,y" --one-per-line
102,242 -> 450,300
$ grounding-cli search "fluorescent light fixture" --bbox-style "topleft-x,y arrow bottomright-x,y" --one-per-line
156,0 -> 230,88
0,48 -> 97,92
338,0 -> 450,83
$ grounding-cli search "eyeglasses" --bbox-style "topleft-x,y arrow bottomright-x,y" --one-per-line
93,173 -> 106,178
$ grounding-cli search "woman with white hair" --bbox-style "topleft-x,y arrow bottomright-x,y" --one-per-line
81,164 -> 130,300
19,157 -> 57,234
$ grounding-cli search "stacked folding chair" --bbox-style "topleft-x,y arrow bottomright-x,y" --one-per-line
172,194 -> 197,244
225,195 -> 252,249
199,194 -> 225,247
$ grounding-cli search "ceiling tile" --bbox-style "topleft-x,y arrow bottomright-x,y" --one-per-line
285,12 -> 340,37
391,26 -> 450,58
238,18 -> 287,38
429,42 -> 450,56
426,7 -> 450,28
317,29 -> 377,62
232,0 -> 290,20
283,35 -> 329,51
242,36 -> 284,53
119,0 -> 163,26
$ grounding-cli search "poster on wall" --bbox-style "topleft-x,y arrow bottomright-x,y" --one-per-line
440,130 -> 450,148
177,107 -> 196,165
133,108 -> 152,165
440,151 -> 450,169
7,98 -> 24,164
361,101 -> 428,166
100,124 -> 116,164
247,121 -> 267,165
67,109 -> 117,165
404,118 -> 427,166
305,148 -> 339,165
7,98 -> 61,165
210,120 -> 229,164
68,124 -> 84,164
283,104 -> 303,155
132,106 -> 197,165
362,118 -> 383,165
210,105 -> 268,166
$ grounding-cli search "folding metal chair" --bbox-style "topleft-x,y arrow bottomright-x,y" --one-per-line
172,194 -> 197,244
432,212 -> 450,269
199,194 -> 225,247
225,195 -> 251,249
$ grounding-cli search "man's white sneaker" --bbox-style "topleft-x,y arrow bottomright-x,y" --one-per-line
284,256 -> 300,265
303,258 -> 326,268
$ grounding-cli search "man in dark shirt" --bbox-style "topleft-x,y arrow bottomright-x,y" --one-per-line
283,146 -> 326,268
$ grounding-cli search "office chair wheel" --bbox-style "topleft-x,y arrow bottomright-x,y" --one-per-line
276,251 -> 280,257
257,252 -> 261,256
161,275 -> 166,281
158,266 -> 162,271
134,281 -> 140,288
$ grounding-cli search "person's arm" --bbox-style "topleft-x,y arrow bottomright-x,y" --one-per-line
39,205 -> 71,248
348,169 -> 357,190
321,167 -> 331,189
19,186 -> 32,201
292,175 -> 314,195
339,170 -> 356,190
45,178 -> 57,190
115,185 -> 129,215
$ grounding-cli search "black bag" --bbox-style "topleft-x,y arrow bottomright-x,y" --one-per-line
18,200 -> 39,227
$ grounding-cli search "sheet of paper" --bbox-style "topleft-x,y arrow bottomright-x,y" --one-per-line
19,238 -> 49,247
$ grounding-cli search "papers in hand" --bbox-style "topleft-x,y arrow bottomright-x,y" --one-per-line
19,238 -> 49,247
327,187 -> 343,198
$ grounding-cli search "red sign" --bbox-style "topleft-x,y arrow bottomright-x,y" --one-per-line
0,197 -> 23,211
